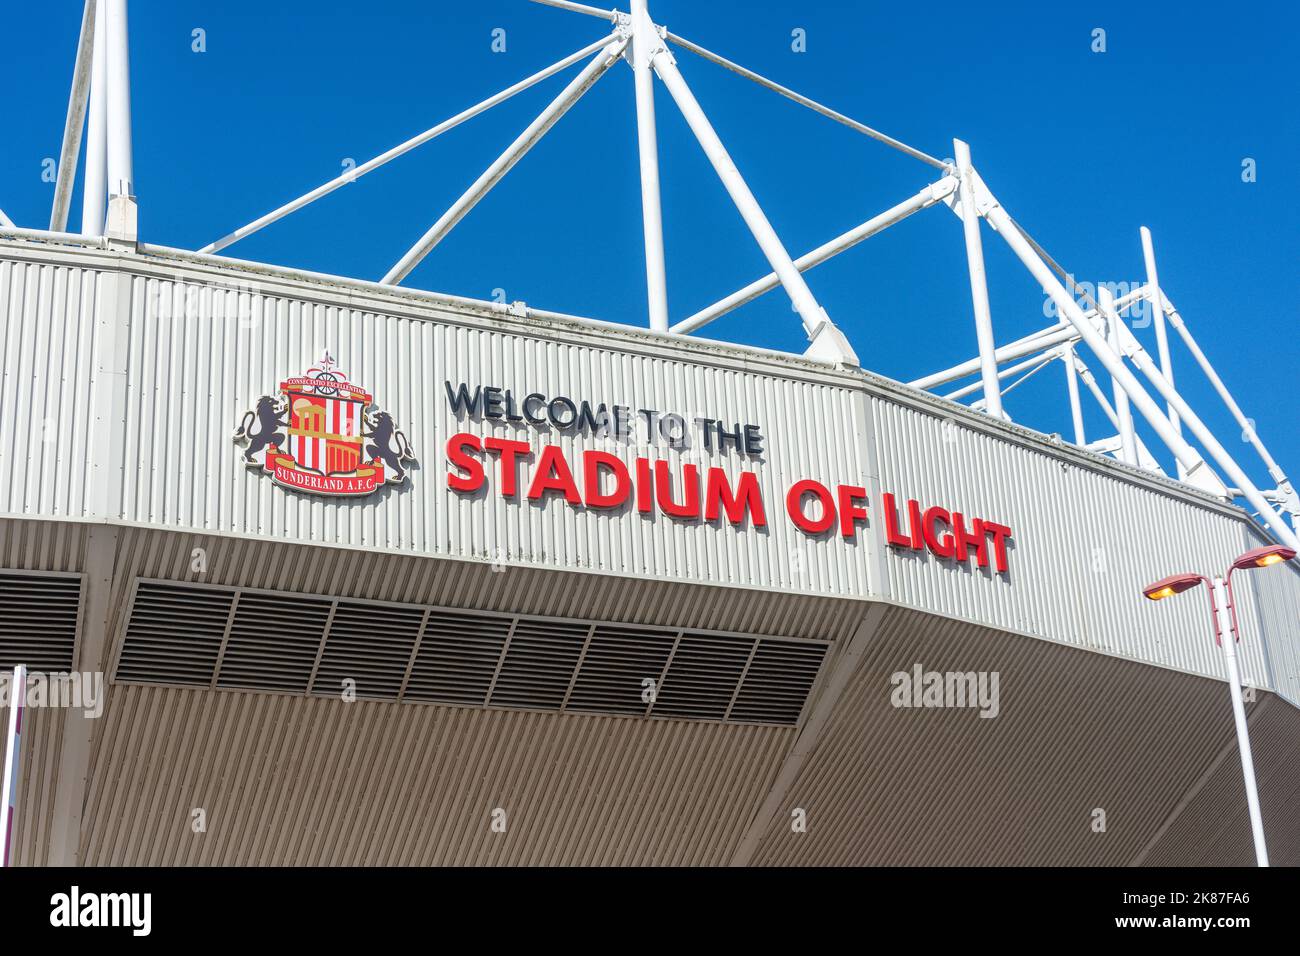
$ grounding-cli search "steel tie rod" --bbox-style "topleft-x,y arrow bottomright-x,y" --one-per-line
665,31 -> 947,170
199,35 -> 617,255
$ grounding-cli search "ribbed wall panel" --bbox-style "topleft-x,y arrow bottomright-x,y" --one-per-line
1,243 -> 1297,698
115,267 -> 870,597
749,605 -> 1291,866
2,702 -> 62,867
80,683 -> 794,866
0,257 -> 100,518
1139,696 -> 1300,866
870,398 -> 1299,695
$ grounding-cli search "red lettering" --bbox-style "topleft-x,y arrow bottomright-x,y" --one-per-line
635,457 -> 653,514
583,450 -> 631,509
527,445 -> 582,504
446,433 -> 484,492
952,512 -> 989,567
483,437 -> 532,497
922,506 -> 955,558
907,498 -> 924,549
984,521 -> 1013,573
654,460 -> 699,518
786,479 -> 836,534
836,485 -> 868,538
704,467 -> 766,527
882,492 -> 914,548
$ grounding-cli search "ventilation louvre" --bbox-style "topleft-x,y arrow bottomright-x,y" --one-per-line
489,620 -> 588,710
115,580 -> 828,726
566,626 -> 675,716
0,572 -> 81,672
117,581 -> 228,686
405,611 -> 510,706
728,639 -> 827,724
311,602 -> 422,700
652,634 -> 754,721
216,592 -> 331,693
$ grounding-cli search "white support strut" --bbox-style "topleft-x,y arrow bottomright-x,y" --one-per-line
1141,226 -> 1183,474
984,189 -> 1300,549
50,0 -> 98,232
382,38 -> 626,286
1162,296 -> 1290,486
944,345 -> 1065,402
630,1 -> 669,332
953,141 -> 1001,418
649,43 -> 848,358
674,177 -> 954,335
1098,285 -> 1139,467
82,0 -> 108,236
1063,346 -> 1086,446
104,0 -> 132,199
201,35 -> 615,256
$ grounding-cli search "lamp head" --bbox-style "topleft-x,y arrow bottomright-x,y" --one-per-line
1231,545 -> 1297,572
1142,573 -> 1203,601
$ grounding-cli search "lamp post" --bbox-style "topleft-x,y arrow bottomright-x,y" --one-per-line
1142,543 -> 1296,867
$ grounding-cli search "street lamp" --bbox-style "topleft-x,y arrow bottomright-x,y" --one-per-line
1142,543 -> 1296,867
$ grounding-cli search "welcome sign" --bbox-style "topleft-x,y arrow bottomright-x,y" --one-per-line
443,381 -> 1016,573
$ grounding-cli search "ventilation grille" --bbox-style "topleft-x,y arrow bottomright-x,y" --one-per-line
118,581 -> 228,685
114,580 -> 829,726
0,572 -> 81,672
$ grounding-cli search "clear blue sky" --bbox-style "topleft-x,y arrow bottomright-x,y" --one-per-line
4,0 -> 1296,503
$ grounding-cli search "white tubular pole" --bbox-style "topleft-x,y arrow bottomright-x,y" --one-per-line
908,323 -> 1074,391
382,40 -> 624,286
82,0 -> 108,236
674,178 -> 952,335
631,1 -> 669,332
944,345 -> 1063,401
651,48 -> 828,339
1212,578 -> 1269,867
50,0 -> 98,232
200,36 -> 614,256
664,31 -> 947,170
1164,299 -> 1288,484
1109,312 -> 1297,543
1141,226 -> 1182,474
1073,355 -> 1123,430
984,202 -> 1204,471
104,0 -> 133,199
1,665 -> 26,868
1063,348 -> 1086,445
1098,286 -> 1138,466
988,196 -> 1300,548
527,0 -> 617,20
953,141 -> 1001,418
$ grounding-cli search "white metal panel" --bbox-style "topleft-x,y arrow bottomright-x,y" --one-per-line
0,257 -> 100,518
868,394 -> 1297,694
115,263 -> 872,597
1,241 -> 1297,696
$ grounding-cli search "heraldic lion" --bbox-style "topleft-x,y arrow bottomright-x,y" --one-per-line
363,410 -> 416,482
233,395 -> 287,464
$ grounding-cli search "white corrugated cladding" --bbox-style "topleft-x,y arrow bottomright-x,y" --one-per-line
0,255 -> 102,517
868,391 -> 1300,699
1,240 -> 1298,697
114,262 -> 869,597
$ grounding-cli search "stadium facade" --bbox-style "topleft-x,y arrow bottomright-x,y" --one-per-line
2,236 -> 1299,866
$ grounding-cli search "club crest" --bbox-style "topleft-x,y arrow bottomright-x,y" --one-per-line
233,352 -> 415,496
